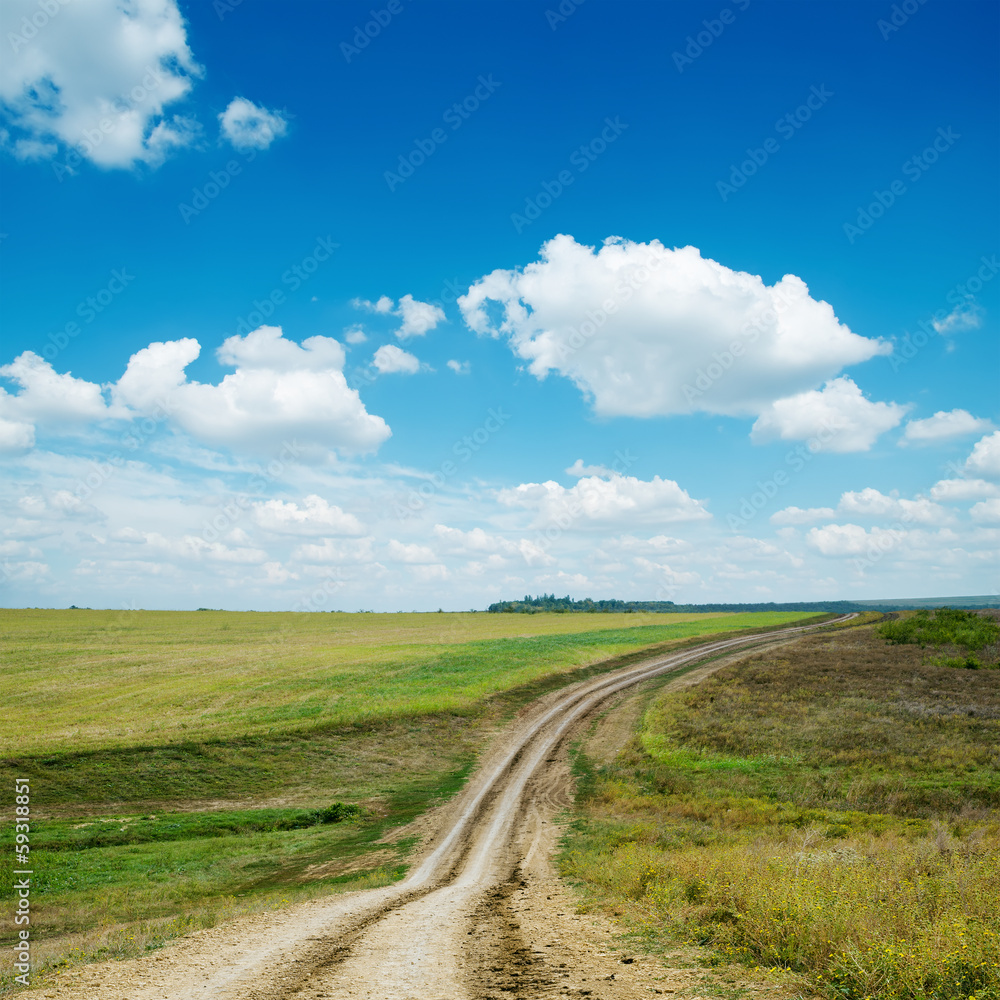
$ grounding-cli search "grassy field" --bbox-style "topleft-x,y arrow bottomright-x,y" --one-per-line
562,618 -> 1000,1000
0,608 -> 817,990
0,609 -> 811,755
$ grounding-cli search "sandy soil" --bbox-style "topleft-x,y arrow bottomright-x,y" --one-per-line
42,620 -> 844,999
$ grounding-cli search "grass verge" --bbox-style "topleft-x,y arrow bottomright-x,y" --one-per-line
561,623 -> 1000,1000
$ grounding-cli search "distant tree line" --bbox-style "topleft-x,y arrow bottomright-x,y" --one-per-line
484,594 -> 996,614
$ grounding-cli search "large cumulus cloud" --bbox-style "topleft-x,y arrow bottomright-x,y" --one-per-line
459,235 -> 891,421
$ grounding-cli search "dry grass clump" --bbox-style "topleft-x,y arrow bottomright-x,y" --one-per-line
563,624 -> 1000,999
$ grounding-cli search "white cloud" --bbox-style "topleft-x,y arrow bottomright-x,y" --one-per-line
750,377 -> 907,452
218,97 -> 288,151
429,524 -> 555,569
0,0 -> 202,169
18,490 -> 104,523
111,528 -> 268,564
446,359 -> 470,375
565,459 -> 614,478
836,488 -> 944,525
0,352 -> 123,444
373,344 -> 421,375
0,417 -> 34,454
344,326 -> 368,345
432,524 -> 515,556
292,537 -> 375,564
902,409 -> 992,444
806,523 -> 905,557
395,295 -> 445,339
113,326 -> 391,457
930,478 -> 1000,502
966,431 -> 1000,479
353,294 -> 445,340
0,559 -> 50,581
112,337 -> 201,412
628,556 -> 702,589
603,534 -> 691,556
459,234 -> 889,419
262,561 -> 298,584
932,298 -> 984,334
352,296 -> 394,314
412,563 -> 450,583
970,498 -> 1000,524
11,137 -> 57,160
497,474 -> 710,529
386,540 -> 438,564
252,495 -> 363,536
770,506 -> 836,526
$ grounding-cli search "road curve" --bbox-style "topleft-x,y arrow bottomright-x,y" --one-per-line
63,615 -> 852,1000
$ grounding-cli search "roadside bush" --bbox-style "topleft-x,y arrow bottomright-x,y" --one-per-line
879,608 -> 1000,667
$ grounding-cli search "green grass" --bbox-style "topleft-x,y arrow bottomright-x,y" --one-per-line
0,609 -> 810,755
561,623 -> 1000,1000
24,803 -> 362,853
0,608 -> 820,991
879,606 -> 1000,669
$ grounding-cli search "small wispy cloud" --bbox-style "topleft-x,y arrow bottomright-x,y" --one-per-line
932,297 -> 984,335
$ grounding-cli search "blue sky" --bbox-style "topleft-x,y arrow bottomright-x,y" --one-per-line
1,0 -> 998,611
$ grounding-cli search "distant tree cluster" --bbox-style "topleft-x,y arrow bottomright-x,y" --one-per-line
485,594 -> 1000,615
486,594 -> 869,614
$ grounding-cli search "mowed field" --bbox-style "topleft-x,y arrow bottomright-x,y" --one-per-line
1,608 -> 809,755
0,608 -> 816,990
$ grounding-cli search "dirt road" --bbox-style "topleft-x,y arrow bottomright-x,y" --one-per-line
53,618 -> 847,1000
